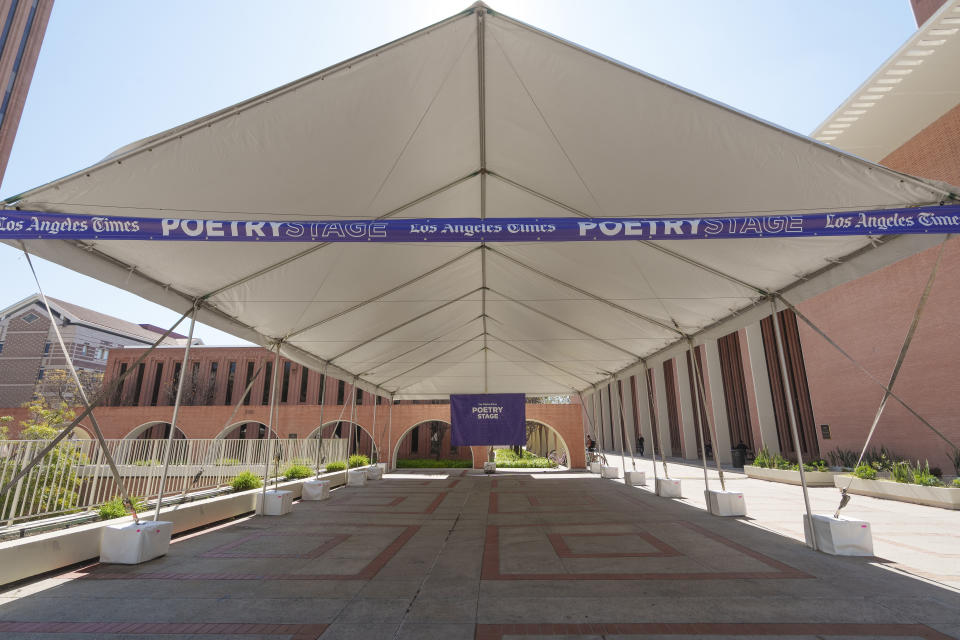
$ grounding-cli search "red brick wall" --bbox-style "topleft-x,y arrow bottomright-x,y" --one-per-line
0,310 -> 49,406
880,102 -> 960,188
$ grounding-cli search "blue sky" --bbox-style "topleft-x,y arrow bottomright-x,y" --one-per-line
0,0 -> 918,344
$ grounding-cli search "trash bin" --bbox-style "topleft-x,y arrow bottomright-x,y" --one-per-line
730,448 -> 746,468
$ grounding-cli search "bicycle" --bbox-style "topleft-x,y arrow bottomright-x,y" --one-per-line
585,449 -> 607,466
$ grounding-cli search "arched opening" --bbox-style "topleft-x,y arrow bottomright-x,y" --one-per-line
392,420 -> 474,469
124,421 -> 186,440
306,421 -> 377,462
215,421 -> 279,440
70,425 -> 93,440
524,419 -> 571,469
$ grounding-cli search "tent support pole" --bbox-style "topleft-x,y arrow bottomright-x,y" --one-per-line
313,367 -> 327,478
646,363 -> 669,479
577,390 -> 594,470
769,300 -> 816,551
260,345 -> 282,508
154,305 -> 198,520
688,340 -> 725,491
615,380 -> 637,472
24,250 -> 141,521
371,394 -> 378,464
386,395 -> 395,470
687,343 -> 712,491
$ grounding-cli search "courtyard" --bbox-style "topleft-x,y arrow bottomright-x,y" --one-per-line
0,464 -> 958,639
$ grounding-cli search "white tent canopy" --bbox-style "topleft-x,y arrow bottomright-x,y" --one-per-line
4,3 -> 957,399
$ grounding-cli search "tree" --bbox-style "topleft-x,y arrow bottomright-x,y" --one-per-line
0,397 -> 85,522
34,368 -> 103,406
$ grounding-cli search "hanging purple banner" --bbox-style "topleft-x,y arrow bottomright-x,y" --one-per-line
2,205 -> 960,242
450,393 -> 526,446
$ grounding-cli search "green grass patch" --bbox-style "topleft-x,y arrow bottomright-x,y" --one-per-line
98,496 -> 147,520
348,454 -> 370,467
283,464 -> 312,480
325,461 -> 347,473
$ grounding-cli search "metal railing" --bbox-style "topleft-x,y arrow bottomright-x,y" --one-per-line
0,437 -> 347,527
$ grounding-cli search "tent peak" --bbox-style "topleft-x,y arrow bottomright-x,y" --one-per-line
468,1 -> 490,11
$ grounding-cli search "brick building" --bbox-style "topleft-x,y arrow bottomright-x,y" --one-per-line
0,294 -> 190,407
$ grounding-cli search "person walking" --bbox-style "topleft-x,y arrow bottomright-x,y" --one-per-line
637,435 -> 645,456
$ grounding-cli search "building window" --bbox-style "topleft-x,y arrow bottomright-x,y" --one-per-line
0,341 -> 4,354
22,312 -> 38,323
281,361 -> 291,403
262,361 -> 273,405
207,362 -> 218,404
132,362 -> 145,405
243,362 -> 254,405
411,425 -> 419,453
336,380 -> 345,405
355,387 -> 363,406
80,344 -> 88,356
225,361 -> 236,406
317,374 -> 325,405
113,363 -> 128,405
150,362 -> 163,406
36,367 -> 44,381
376,395 -> 383,405
43,342 -> 50,354
299,367 -> 310,403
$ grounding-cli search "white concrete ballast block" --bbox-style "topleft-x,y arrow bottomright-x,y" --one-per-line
600,466 -> 621,479
366,465 -> 383,480
483,461 -> 496,474
257,490 -> 294,515
705,490 -> 747,517
655,477 -> 682,498
625,471 -> 646,486
804,514 -> 874,556
589,461 -> 602,474
301,480 -> 331,501
347,468 -> 368,486
100,520 -> 173,565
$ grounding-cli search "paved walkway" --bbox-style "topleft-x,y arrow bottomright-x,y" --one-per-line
0,467 -> 958,639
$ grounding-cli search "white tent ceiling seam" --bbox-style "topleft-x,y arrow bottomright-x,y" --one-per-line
4,3 -> 960,399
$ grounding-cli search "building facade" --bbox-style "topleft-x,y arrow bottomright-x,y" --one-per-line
0,294 -> 188,407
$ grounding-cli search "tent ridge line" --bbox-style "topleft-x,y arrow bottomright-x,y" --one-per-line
358,314 -> 484,377
490,10 -> 957,203
3,10 -> 479,207
485,345 -> 578,393
486,332 -> 593,386
327,287 -> 483,362
285,246 -> 481,339
378,332 -> 486,387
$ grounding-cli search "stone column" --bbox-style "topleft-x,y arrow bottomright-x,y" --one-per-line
653,363 -> 673,458
674,354 -> 699,460
745,322 -> 780,454
703,338 -> 733,464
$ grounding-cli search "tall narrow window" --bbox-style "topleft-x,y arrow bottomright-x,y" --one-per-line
224,361 -> 236,405
336,380 -> 345,404
243,362 -> 254,406
171,362 -> 182,406
281,361 -> 291,403
411,425 -> 420,453
207,362 -> 218,405
262,361 -> 273,405
113,363 -> 128,405
150,362 -> 163,406
132,362 -> 145,405
317,374 -> 325,404
355,387 -> 363,406
376,395 -> 383,405
299,367 -> 310,403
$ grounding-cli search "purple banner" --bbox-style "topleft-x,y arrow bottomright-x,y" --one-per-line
2,205 -> 960,242
450,393 -> 526,446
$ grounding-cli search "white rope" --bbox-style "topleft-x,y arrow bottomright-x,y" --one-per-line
23,249 -> 142,522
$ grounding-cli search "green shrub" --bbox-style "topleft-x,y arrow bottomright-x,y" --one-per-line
348,454 -> 370,467
826,447 -> 858,469
912,461 -> 943,487
890,460 -> 912,483
231,471 -> 263,492
853,464 -> 877,480
771,453 -> 794,470
752,447 -> 771,468
863,446 -> 900,471
803,460 -> 828,472
396,459 -> 472,468
948,447 -> 960,476
496,457 -> 557,468
98,496 -> 146,520
283,464 -> 312,480
326,461 -> 347,472
952,478 -> 960,488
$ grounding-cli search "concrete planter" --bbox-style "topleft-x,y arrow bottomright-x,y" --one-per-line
655,478 -> 682,498
600,465 -> 621,479
0,471 -> 347,587
624,471 -> 646,486
744,465 -> 841,487
832,475 -> 960,510
705,490 -> 747,517
804,514 -> 874,556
